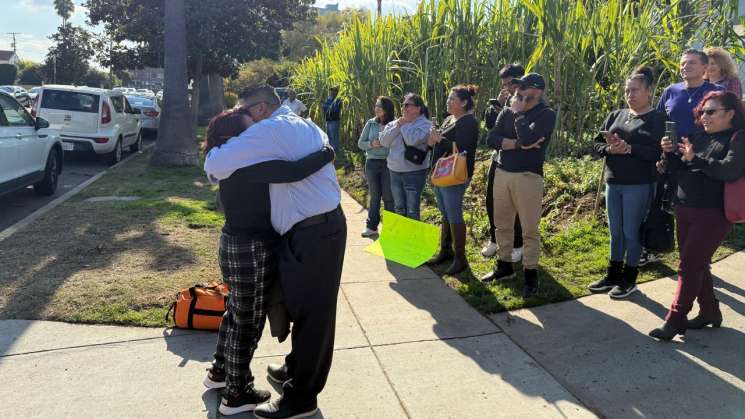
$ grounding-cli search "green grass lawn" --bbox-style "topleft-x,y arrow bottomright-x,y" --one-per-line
339,148 -> 745,314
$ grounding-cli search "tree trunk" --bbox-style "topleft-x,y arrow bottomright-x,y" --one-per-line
191,56 -> 203,126
197,73 -> 226,125
150,0 -> 198,167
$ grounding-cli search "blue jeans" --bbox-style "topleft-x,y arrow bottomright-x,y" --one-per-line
389,169 -> 428,220
365,159 -> 394,230
606,183 -> 654,267
434,180 -> 470,224
326,120 -> 340,151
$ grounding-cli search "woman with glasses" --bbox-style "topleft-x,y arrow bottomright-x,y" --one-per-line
379,93 -> 433,220
357,96 -> 396,237
650,90 -> 745,340
588,67 -> 665,299
426,85 -> 480,274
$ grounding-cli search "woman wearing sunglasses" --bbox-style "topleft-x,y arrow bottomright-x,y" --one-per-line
588,67 -> 665,299
379,93 -> 433,220
650,90 -> 745,340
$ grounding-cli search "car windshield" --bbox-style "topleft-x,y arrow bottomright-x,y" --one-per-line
41,90 -> 100,113
126,96 -> 153,107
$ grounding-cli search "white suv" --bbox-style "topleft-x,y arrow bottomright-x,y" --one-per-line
0,91 -> 63,197
32,85 -> 142,165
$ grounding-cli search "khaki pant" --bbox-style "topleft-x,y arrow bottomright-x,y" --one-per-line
492,168 -> 544,269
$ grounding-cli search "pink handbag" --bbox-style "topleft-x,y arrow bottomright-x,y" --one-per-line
725,177 -> 745,223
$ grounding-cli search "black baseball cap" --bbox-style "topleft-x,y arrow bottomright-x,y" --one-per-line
511,73 -> 546,90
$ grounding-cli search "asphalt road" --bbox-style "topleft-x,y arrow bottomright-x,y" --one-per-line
0,138 -> 154,232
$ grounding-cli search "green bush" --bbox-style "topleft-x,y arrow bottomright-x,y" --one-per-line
224,92 -> 238,109
0,64 -> 17,85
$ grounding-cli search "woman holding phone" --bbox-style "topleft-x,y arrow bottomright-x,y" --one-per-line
588,67 -> 666,299
650,90 -> 745,340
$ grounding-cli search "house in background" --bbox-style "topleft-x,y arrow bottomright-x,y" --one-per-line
317,3 -> 339,15
0,50 -> 20,67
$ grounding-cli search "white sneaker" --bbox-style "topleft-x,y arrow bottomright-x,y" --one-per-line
481,242 -> 497,257
512,247 -> 523,262
361,228 -> 378,238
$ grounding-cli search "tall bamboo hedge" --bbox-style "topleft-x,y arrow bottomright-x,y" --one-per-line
292,0 -> 745,156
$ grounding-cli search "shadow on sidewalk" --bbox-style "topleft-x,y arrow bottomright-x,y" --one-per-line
491,273 -> 745,417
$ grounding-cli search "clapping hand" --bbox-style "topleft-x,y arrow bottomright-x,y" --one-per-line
371,138 -> 382,149
679,137 -> 695,161
521,137 -> 545,150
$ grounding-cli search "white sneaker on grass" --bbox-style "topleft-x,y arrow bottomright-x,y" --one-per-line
361,228 -> 378,238
512,247 -> 523,262
481,242 -> 497,257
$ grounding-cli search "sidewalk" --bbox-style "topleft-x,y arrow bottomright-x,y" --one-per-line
0,192 -> 742,418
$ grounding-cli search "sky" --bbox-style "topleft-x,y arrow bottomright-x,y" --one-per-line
0,0 -> 420,66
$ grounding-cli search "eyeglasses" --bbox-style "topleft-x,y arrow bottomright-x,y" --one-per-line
402,102 -> 418,108
698,108 -> 731,116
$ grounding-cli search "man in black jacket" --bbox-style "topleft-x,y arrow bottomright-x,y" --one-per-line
481,73 -> 556,297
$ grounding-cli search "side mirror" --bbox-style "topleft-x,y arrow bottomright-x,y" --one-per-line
35,117 -> 50,130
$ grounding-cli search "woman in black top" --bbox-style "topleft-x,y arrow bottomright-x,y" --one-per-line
426,84 -> 480,274
650,91 -> 745,340
588,67 -> 665,299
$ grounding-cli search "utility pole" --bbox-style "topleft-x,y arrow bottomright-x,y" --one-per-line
5,32 -> 21,53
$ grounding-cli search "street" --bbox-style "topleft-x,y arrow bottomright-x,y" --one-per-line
0,138 -> 154,232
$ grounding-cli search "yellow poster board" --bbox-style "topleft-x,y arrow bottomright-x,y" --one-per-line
364,210 -> 439,268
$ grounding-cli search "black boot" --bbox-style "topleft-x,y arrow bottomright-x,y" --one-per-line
688,302 -> 723,329
587,261 -> 623,293
609,265 -> 639,300
523,269 -> 539,298
445,223 -> 469,274
480,260 -> 515,283
427,222 -> 452,265
649,316 -> 687,341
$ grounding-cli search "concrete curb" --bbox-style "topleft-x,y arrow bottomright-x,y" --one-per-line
0,143 -> 155,243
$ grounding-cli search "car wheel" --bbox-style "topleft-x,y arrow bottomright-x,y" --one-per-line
130,131 -> 143,152
108,138 -> 123,166
33,148 -> 61,196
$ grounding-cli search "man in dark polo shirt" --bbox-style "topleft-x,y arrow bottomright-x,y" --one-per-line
481,73 -> 556,298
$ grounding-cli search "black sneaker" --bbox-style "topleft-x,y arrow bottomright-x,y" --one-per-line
638,250 -> 659,267
218,383 -> 271,416
523,269 -> 539,298
480,260 -> 515,283
588,261 -> 623,293
609,283 -> 638,299
267,363 -> 289,384
254,397 -> 319,419
203,364 -> 226,389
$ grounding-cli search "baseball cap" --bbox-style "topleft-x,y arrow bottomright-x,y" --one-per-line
511,73 -> 546,90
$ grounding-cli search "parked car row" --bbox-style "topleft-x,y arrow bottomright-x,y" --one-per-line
0,86 -> 32,107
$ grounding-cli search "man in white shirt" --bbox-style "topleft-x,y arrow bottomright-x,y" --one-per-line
281,89 -> 307,117
205,85 -> 346,419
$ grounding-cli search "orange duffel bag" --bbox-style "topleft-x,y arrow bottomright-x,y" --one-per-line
166,283 -> 228,331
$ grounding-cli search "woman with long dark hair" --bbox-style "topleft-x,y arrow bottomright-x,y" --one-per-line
379,93 -> 433,220
588,67 -> 665,299
426,85 -> 480,274
357,96 -> 396,237
650,90 -> 745,340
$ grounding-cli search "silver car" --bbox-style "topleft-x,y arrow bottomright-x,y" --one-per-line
126,95 -> 160,135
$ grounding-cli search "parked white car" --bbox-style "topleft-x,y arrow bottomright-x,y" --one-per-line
0,86 -> 31,107
113,87 -> 138,95
126,95 -> 160,135
0,91 -> 63,197
32,85 -> 142,165
136,89 -> 155,98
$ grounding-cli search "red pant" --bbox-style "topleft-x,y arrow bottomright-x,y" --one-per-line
667,206 -> 733,321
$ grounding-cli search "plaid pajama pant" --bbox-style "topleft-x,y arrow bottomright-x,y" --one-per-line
213,232 -> 277,394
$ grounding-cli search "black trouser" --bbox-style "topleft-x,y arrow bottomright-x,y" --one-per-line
279,207 -> 347,408
486,159 -> 523,247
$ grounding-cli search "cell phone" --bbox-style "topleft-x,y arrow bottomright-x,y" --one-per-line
665,121 -> 678,153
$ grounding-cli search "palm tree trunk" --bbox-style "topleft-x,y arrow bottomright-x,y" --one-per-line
150,0 -> 199,167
